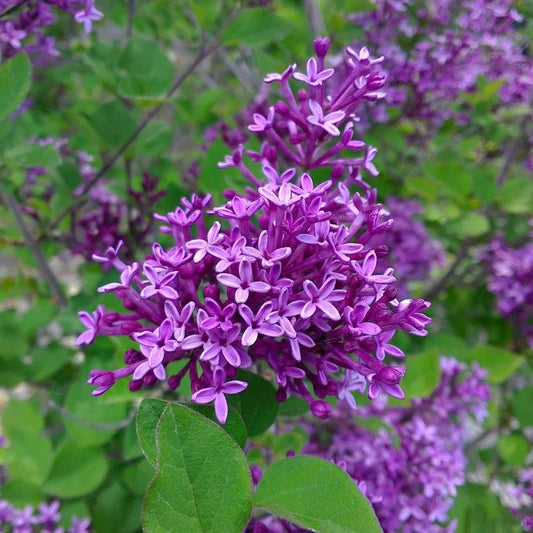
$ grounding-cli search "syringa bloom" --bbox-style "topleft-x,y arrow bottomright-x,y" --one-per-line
79,39 -> 431,423
248,358 -> 490,533
0,499 -> 89,533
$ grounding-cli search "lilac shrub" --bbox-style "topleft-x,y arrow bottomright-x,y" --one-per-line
350,0 -> 532,124
77,39 -> 432,423
483,231 -> 533,348
0,1 -> 102,64
248,358 -> 490,532
0,499 -> 90,533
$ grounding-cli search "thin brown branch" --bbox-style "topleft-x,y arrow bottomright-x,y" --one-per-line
1,192 -> 67,308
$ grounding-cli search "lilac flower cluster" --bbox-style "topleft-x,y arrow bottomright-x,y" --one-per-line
21,137 -> 166,266
508,469 -> 533,531
0,499 -> 90,533
483,231 -> 533,348
0,0 -> 102,65
375,197 -> 445,296
248,358 -> 490,533
78,39 -> 431,424
350,0 -> 532,124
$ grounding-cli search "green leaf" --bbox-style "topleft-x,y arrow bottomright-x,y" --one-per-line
43,441 -> 108,498
278,396 -> 310,417
2,398 -> 44,437
401,349 -> 441,398
3,143 -> 61,168
188,403 -> 248,448
121,458 -> 154,496
92,482 -> 142,533
466,346 -> 524,384
500,179 -> 533,214
223,11 -> 292,47
90,102 -> 138,148
117,35 -> 175,98
0,53 -> 31,120
28,342 -> 72,381
136,397 -> 167,467
142,403 -> 252,533
63,382 -> 128,446
511,387 -> 533,427
448,212 -> 490,238
232,370 -> 278,437
497,433 -> 529,467
0,481 -> 43,507
253,456 -> 383,533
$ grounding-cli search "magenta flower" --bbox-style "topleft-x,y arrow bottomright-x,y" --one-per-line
191,367 -> 248,423
243,230 -> 292,268
98,262 -> 139,293
301,277 -> 345,321
352,251 -> 396,285
132,319 -> 178,380
164,301 -> 195,342
248,107 -> 275,132
0,22 -> 27,48
200,325 -> 250,367
74,0 -> 103,33
239,303 -> 283,346
76,305 -> 104,345
264,63 -> 297,84
210,235 -> 246,273
185,221 -> 223,262
337,370 -> 366,409
307,100 -> 345,136
217,259 -> 270,303
293,57 -> 334,86
140,264 -> 178,299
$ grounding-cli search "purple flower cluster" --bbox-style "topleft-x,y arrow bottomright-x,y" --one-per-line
248,358 -> 490,533
374,197 -> 445,296
0,0 -> 102,65
508,469 -> 533,531
350,0 -> 532,124
78,39 -> 431,424
0,499 -> 90,533
484,231 -> 533,348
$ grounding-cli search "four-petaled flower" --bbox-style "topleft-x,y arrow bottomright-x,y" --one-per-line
217,259 -> 270,303
0,22 -> 27,48
133,319 -> 178,380
191,367 -> 248,423
293,57 -> 334,86
239,302 -> 283,346
244,230 -> 292,268
301,277 -> 345,321
74,0 -> 103,33
264,63 -> 296,84
164,301 -> 195,342
140,264 -> 178,299
185,221 -> 224,262
352,251 -> 396,285
337,370 -> 366,410
76,305 -> 104,345
98,262 -> 139,293
200,325 -> 250,367
307,100 -> 345,136
248,106 -> 275,132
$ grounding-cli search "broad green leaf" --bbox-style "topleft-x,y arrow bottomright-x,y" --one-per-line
466,346 -> 524,384
136,397 -> 167,467
401,349 -> 441,398
90,102 -> 138,148
3,143 -> 61,168
278,396 -> 310,417
2,398 -> 44,437
123,419 -> 144,461
497,433 -> 529,467
233,370 -> 278,437
63,382 -> 128,446
0,481 -> 43,507
188,403 -> 248,448
43,441 -> 108,498
28,342 -> 72,381
0,53 -> 31,120
511,387 -> 533,427
448,212 -> 490,238
500,179 -> 533,214
142,403 -> 252,533
92,482 -> 142,533
121,458 -> 154,496
117,35 -> 174,98
3,428 -> 53,485
223,11 -> 292,47
253,456 -> 383,533
58,501 -> 90,531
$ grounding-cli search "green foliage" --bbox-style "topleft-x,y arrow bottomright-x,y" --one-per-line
401,348 -> 441,398
0,53 -> 31,120
140,402 -> 252,533
253,456 -> 383,533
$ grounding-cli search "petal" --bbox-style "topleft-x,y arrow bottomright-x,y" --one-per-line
316,301 -> 340,321
222,344 -> 241,367
258,324 -> 283,337
242,327 -> 258,347
222,380 -> 248,395
308,99 -> 323,119
181,334 -> 204,350
214,393 -> 229,424
191,387 -> 217,404
301,301 -> 316,319
363,251 -> 377,276
132,362 -> 150,381
235,287 -> 249,304
153,363 -> 166,381
250,281 -> 270,293
217,273 -> 241,289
